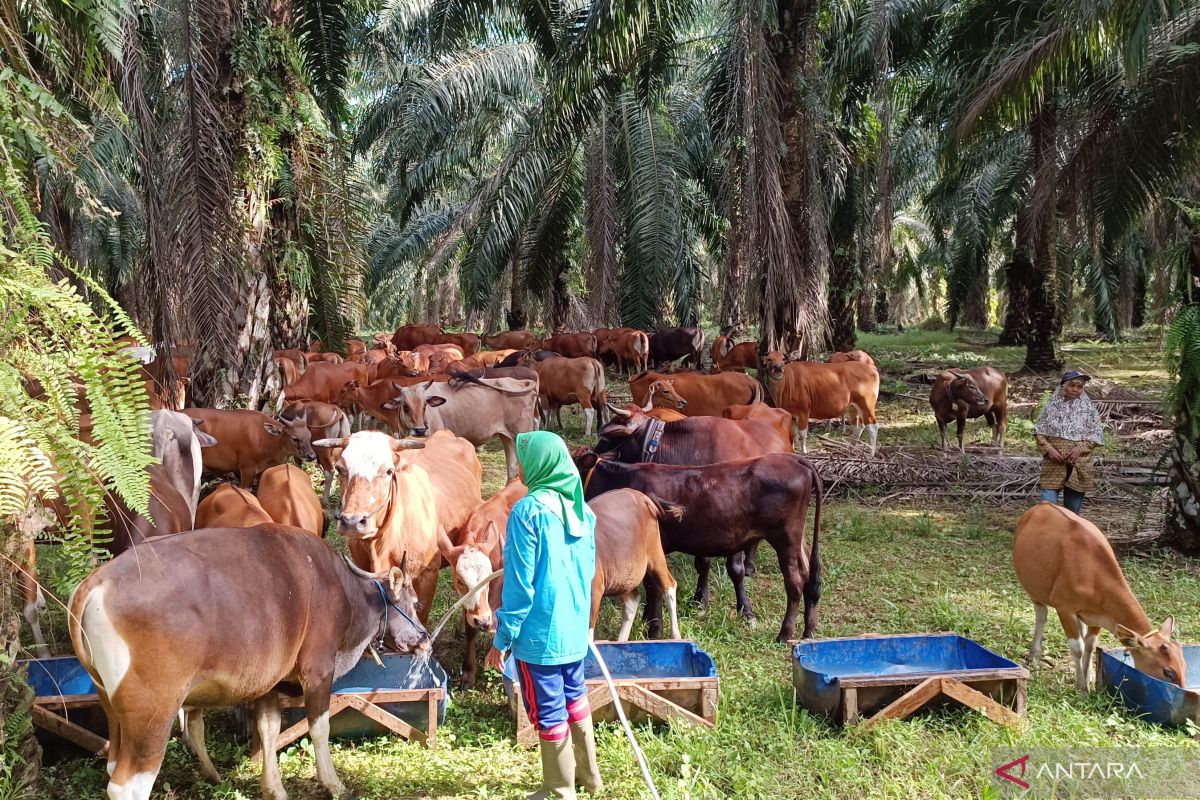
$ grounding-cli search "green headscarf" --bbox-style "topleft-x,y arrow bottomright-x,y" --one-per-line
516,431 -> 595,539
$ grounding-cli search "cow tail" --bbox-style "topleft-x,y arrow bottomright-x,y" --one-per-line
644,492 -> 685,522
593,360 -> 607,424
803,460 -> 823,611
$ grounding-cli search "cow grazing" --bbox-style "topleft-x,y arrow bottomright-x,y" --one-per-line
195,483 -> 274,529
438,480 -> 527,689
613,329 -> 650,375
649,327 -> 705,369
257,464 -> 324,537
391,323 -> 444,351
278,400 -> 350,505
482,329 -> 537,351
711,336 -> 758,372
184,408 -> 317,488
318,430 -> 483,623
435,331 -> 481,356
541,331 -> 598,359
69,527 -> 427,799
827,349 -> 875,366
589,489 -> 681,642
575,452 -> 822,642
1013,502 -> 1185,691
929,366 -> 1008,453
529,356 -> 607,436
762,351 -> 881,454
629,370 -> 762,418
283,361 -> 370,405
723,403 -> 794,445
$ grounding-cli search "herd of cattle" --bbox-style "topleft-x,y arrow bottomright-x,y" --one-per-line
27,322 -> 1029,799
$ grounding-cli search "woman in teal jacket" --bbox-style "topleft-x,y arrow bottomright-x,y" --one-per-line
485,431 -> 601,799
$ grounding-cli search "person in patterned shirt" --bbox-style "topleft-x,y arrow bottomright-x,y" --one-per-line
1034,370 -> 1105,514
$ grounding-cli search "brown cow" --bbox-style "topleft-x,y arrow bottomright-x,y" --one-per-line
529,356 -> 607,436
345,340 -> 367,359
1014,502 -> 1185,691
723,402 -> 794,446
273,348 -> 308,367
195,483 -> 274,528
594,327 -> 632,367
371,333 -> 394,352
69,527 -> 427,799
929,366 -> 1008,453
184,408 -> 317,487
319,430 -> 483,625
638,378 -> 689,414
275,356 -> 303,388
613,330 -> 650,375
257,464 -> 324,537
102,468 -> 193,555
457,349 -> 516,369
375,350 -> 430,379
827,349 -> 876,366
622,402 -> 686,422
541,331 -> 598,359
283,360 -> 370,405
435,332 -> 481,356
338,378 -> 421,435
589,489 -> 681,641
278,400 -> 350,505
482,329 -> 537,351
629,370 -> 762,417
307,352 -> 344,365
762,352 -> 881,454
711,336 -> 758,372
438,480 -> 527,689
391,323 -> 444,351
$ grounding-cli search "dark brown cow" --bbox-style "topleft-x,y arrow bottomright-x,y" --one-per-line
279,400 -> 350,505
649,327 -> 705,368
257,464 -> 324,537
391,323 -> 444,351
629,370 -> 761,417
435,332 -> 481,356
196,483 -> 274,528
482,329 -> 537,351
184,408 -> 317,487
283,361 -> 370,405
541,331 -> 598,359
613,330 -> 650,375
710,336 -> 758,372
762,351 -> 881,454
589,489 -> 681,641
69,527 -> 427,798
929,366 -> 1008,452
575,452 -> 823,642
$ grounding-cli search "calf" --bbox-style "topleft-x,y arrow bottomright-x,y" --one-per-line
257,464 -> 324,536
185,408 -> 316,487
711,336 -> 757,372
762,351 -> 881,454
575,452 -> 822,642
541,331 -> 597,359
438,481 -> 526,689
69,528 -> 427,799
613,329 -> 650,375
482,329 -> 537,351
649,326 -> 705,368
530,356 -> 607,436
195,483 -> 274,528
594,327 -> 631,367
279,400 -> 349,505
589,489 -> 681,642
629,370 -> 761,417
1013,502 -> 1185,691
929,366 -> 1008,452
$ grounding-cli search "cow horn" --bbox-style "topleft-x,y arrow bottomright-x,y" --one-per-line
607,403 -> 632,418
313,436 -> 350,448
390,438 -> 426,451
343,555 -> 383,581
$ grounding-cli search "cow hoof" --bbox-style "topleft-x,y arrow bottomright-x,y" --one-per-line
457,675 -> 477,692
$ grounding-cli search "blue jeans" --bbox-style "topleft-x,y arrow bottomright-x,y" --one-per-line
1040,487 -> 1085,514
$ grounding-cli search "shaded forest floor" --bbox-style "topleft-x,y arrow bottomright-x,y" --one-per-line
33,328 -> 1198,800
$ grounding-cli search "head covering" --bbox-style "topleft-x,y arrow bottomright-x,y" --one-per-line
516,431 -> 595,539
1060,369 -> 1091,385
1035,385 -> 1105,445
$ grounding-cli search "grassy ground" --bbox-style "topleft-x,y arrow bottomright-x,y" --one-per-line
32,328 -> 1197,800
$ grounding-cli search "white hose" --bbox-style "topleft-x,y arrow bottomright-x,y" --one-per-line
588,640 -> 663,800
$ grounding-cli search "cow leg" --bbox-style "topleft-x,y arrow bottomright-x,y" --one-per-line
98,691 -> 121,779
691,557 -> 711,608
725,553 -> 754,625
414,570 -> 439,626
583,405 -> 595,438
742,542 -> 759,577
775,544 -> 803,643
1080,624 -> 1102,690
641,578 -> 663,639
1056,609 -> 1088,693
304,682 -> 349,799
184,708 -> 220,784
798,426 -> 810,454
937,419 -> 948,452
239,467 -> 256,490
22,583 -> 50,660
107,704 -> 174,800
500,434 -> 519,483
1029,603 -> 1048,663
254,694 -> 288,800
997,410 -> 1007,451
616,591 -> 641,642
662,582 -> 680,640
866,423 -> 879,455
956,416 -> 966,453
460,620 -> 479,690
321,468 -> 335,506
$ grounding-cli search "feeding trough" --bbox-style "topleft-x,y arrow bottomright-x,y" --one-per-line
503,641 -> 719,747
267,653 -> 449,753
792,633 -> 1028,727
1097,646 -> 1200,727
22,656 -> 107,756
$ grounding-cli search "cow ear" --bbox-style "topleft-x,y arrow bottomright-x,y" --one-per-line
426,396 -> 446,407
312,436 -> 349,448
479,521 -> 500,556
381,398 -> 400,410
263,421 -> 283,437
1116,624 -> 1144,650
1160,616 -> 1175,640
196,430 -> 217,447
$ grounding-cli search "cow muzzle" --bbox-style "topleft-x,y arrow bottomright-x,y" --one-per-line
337,512 -> 377,537
412,426 -> 429,437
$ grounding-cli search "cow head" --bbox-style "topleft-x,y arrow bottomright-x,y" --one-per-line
268,411 -> 317,462
316,431 -> 426,537
380,384 -> 443,436
570,446 -> 600,480
428,351 -> 461,373
345,556 -> 429,654
1117,616 -> 1187,688
762,351 -> 789,380
593,412 -> 652,463
647,379 -> 687,411
941,371 -> 988,412
438,523 -> 499,632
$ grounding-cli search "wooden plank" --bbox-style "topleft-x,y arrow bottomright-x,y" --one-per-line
841,688 -> 859,725
32,705 -> 107,755
839,667 -> 1027,688
863,677 -> 943,727
940,678 -> 1022,728
617,683 -> 714,729
272,695 -> 353,753
1014,678 -> 1028,719
426,693 -> 438,750
700,687 -> 719,724
32,694 -> 101,710
344,695 -> 426,744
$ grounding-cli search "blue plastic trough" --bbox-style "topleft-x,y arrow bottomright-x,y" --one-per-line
792,633 -> 1029,725
502,641 -> 720,747
1098,646 -> 1200,727
21,656 -> 107,756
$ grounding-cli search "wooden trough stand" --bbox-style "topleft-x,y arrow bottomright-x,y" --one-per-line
792,633 -> 1028,729
503,641 -> 719,748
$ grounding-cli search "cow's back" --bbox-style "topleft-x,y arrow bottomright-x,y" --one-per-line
257,465 -> 324,536
403,431 -> 483,534
774,361 -> 878,420
1013,502 -> 1126,608
657,372 -> 761,417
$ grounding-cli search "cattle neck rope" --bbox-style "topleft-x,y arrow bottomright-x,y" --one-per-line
374,581 -> 428,645
425,569 -> 505,645
588,640 -> 663,800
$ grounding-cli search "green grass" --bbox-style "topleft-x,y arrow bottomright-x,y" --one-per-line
31,329 -> 1197,800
